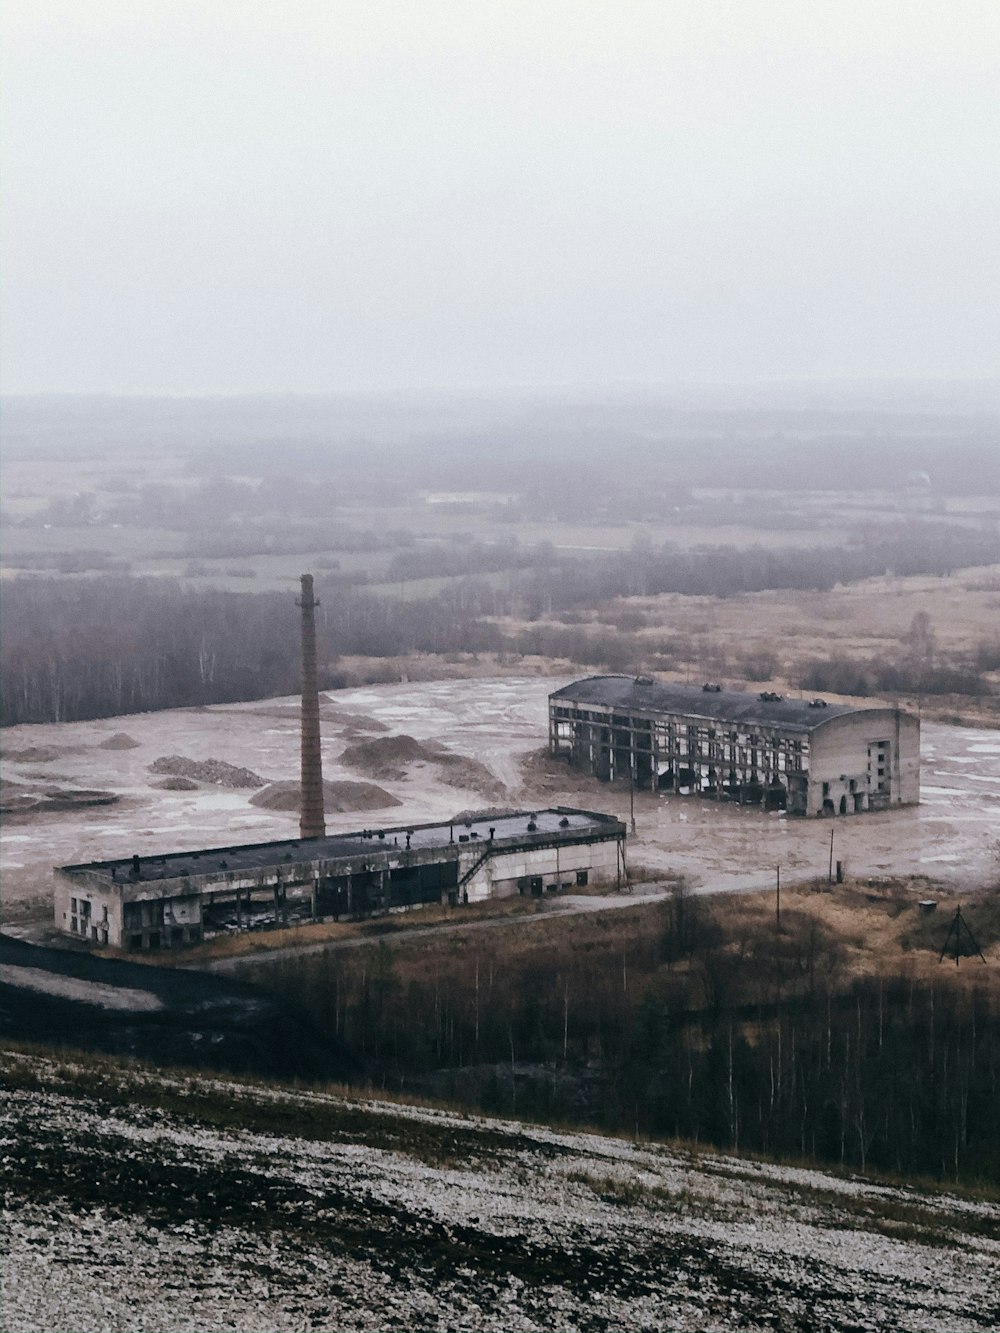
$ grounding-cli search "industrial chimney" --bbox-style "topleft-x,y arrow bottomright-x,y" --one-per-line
298,573 -> 326,839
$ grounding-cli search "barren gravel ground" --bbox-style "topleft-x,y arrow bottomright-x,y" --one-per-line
3,1047 -> 998,1333
2,678 -> 998,926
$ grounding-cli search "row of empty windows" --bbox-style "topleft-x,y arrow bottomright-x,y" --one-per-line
128,926 -> 201,951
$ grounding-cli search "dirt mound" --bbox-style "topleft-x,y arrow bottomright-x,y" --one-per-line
433,754 -> 508,802
2,746 -> 67,764
340,735 -> 433,778
516,746 -> 604,800
250,780 -> 401,813
152,777 -> 200,791
340,734 -> 507,800
0,781 -> 120,815
149,756 -> 264,788
98,732 -> 141,750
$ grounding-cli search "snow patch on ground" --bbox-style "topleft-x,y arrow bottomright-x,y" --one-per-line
0,965 -> 164,1011
2,1050 -> 998,1333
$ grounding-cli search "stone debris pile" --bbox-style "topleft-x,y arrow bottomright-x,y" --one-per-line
148,755 -> 265,788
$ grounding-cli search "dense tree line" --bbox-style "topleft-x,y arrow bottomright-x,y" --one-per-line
511,523 -> 1000,610
798,656 -> 989,698
2,522 -> 997,726
0,578 -> 489,725
255,898 -> 1000,1187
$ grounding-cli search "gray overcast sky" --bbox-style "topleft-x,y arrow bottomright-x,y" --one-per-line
2,1 -> 997,395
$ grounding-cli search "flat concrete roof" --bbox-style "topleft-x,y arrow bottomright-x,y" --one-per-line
60,807 -> 623,884
550,675 -> 892,734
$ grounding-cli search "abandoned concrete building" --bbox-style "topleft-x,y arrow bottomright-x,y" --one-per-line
549,676 -> 920,816
55,807 -> 627,951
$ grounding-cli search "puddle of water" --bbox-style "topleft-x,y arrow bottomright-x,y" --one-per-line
182,793 -> 253,811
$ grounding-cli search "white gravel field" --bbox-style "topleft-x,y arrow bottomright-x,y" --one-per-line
3,1048 -> 998,1333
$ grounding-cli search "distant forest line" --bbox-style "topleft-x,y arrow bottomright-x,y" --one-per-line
2,524 -> 999,726
4,388 -> 1000,499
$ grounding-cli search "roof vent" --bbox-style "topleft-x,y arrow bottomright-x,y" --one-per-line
635,675 -> 653,686
702,682 -> 722,693
808,698 -> 829,708
758,691 -> 784,703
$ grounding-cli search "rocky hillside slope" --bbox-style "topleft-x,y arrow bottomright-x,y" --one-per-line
2,1047 -> 998,1333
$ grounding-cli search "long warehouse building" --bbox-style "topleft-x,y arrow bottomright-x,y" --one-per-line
55,807 -> 627,951
549,675 -> 919,816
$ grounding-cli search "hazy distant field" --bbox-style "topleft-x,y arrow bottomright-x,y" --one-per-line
4,396 -> 998,597
2,394 -> 998,731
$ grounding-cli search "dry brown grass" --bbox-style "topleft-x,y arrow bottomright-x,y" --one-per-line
495,563 -> 1000,727
720,878 -> 1000,989
177,891 -> 547,962
623,567 -> 1000,658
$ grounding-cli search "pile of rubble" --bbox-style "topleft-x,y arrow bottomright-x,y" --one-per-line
148,756 -> 265,788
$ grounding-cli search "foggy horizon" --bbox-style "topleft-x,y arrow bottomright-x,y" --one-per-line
2,1 -> 998,398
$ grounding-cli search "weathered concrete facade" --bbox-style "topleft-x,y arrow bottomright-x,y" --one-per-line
55,808 -> 626,951
805,707 -> 919,816
550,676 -> 919,817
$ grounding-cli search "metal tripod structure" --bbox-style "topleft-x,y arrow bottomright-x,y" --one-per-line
937,906 -> 986,967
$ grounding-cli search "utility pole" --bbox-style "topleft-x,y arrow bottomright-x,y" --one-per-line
828,827 -> 835,884
776,864 -> 781,930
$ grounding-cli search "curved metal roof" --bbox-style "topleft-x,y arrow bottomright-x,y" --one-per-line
550,675 -> 892,734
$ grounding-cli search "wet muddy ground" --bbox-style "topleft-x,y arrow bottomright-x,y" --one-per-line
1,677 -> 998,927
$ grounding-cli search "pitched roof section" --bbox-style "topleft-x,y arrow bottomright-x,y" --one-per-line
550,675 -> 882,734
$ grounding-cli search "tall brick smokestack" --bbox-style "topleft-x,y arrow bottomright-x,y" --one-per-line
298,573 -> 325,839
